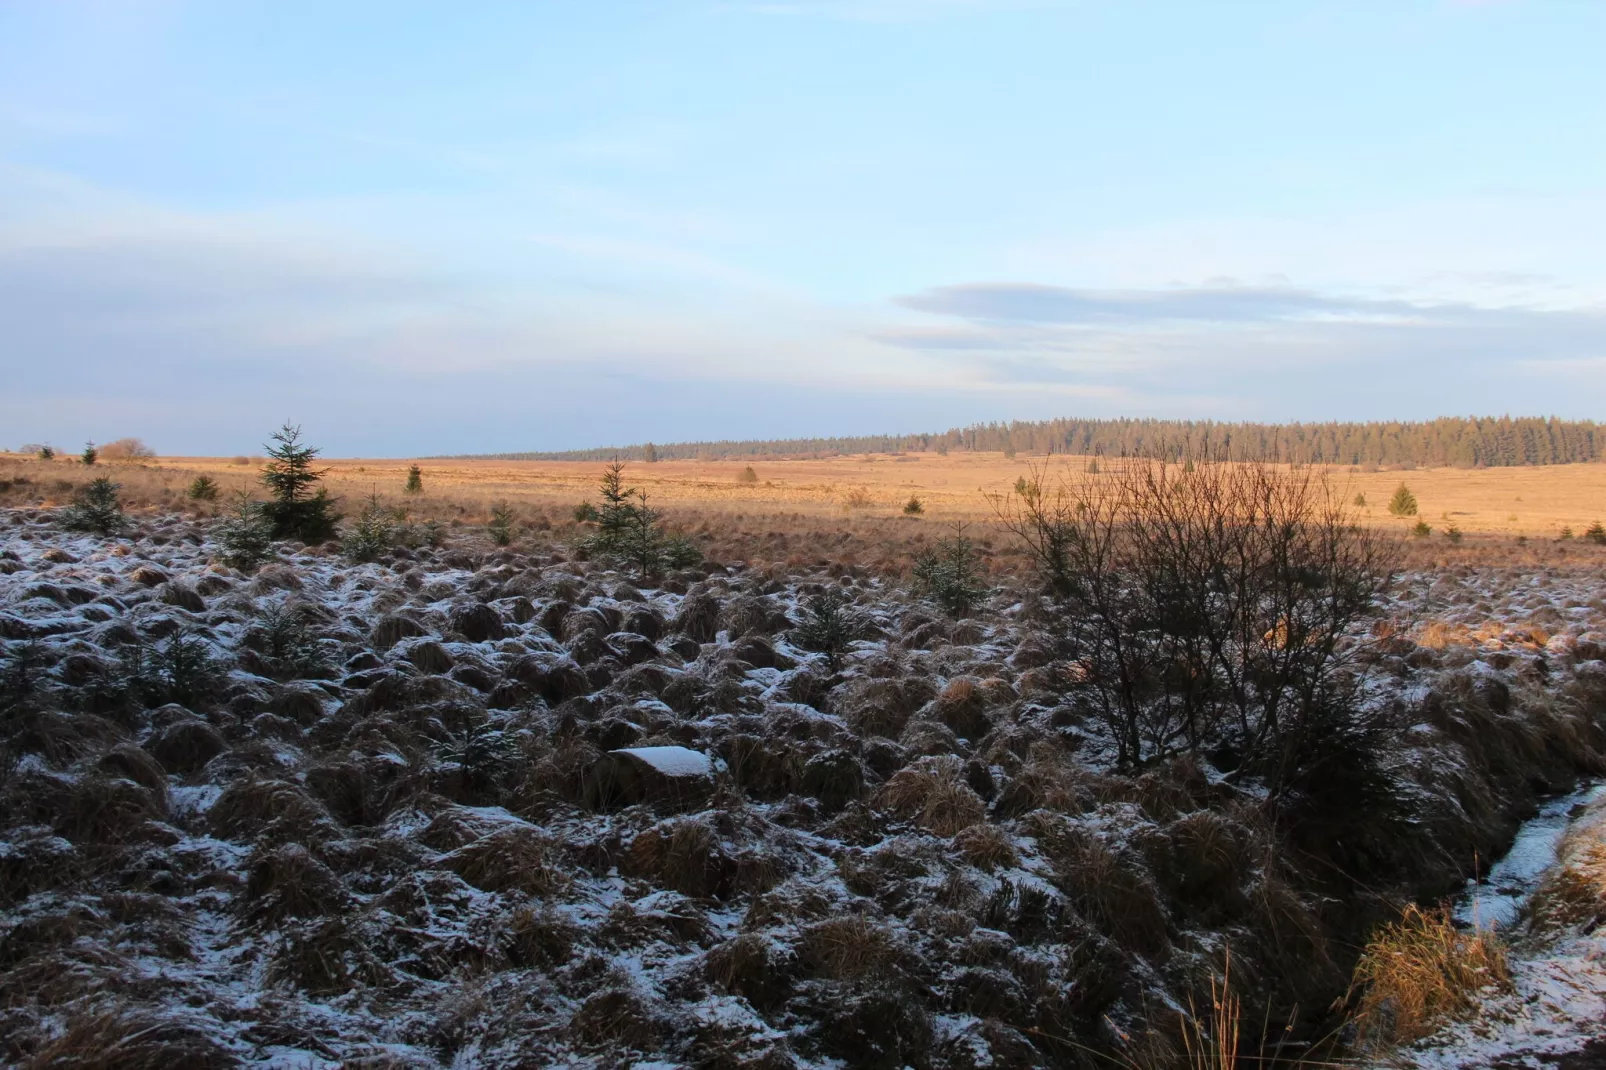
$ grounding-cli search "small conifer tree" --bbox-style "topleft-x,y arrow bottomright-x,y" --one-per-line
1388,484 -> 1419,517
260,424 -> 340,542
594,461 -> 637,551
81,442 -> 97,466
488,502 -> 516,547
643,442 -> 659,463
903,495 -> 923,515
213,493 -> 275,570
188,475 -> 220,501
1586,521 -> 1606,546
912,524 -> 987,616
59,476 -> 127,534
404,465 -> 423,495
1354,491 -> 1366,508
1411,520 -> 1431,537
37,445 -> 55,461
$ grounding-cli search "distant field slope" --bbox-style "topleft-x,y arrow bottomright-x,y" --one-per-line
454,416 -> 1605,468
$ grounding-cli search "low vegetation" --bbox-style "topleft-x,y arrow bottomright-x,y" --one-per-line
1348,904 -> 1511,1049
0,443 -> 1603,1067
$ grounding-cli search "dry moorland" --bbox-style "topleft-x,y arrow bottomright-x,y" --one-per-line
4,446 -> 1606,1066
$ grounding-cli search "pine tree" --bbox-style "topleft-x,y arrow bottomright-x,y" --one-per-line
594,461 -> 637,551
404,465 -> 423,495
36,445 -> 55,461
81,442 -> 97,466
1388,484 -> 1418,517
487,502 -> 516,547
59,476 -> 126,534
213,493 -> 275,570
643,442 -> 659,463
260,424 -> 340,542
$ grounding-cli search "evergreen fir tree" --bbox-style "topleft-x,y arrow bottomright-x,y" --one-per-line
1388,484 -> 1418,517
81,442 -> 97,466
488,502 -> 516,547
260,424 -> 340,542
404,465 -> 423,495
59,476 -> 126,534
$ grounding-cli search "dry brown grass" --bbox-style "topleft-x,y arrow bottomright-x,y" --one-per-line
8,449 -> 1605,537
951,821 -> 1020,870
1530,810 -> 1606,932
628,818 -> 728,899
879,755 -> 986,836
438,825 -> 568,896
1529,843 -> 1606,931
1348,903 -> 1511,1050
22,1003 -> 236,1069
800,914 -> 898,980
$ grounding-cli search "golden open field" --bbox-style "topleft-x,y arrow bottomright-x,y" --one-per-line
6,451 -> 1606,539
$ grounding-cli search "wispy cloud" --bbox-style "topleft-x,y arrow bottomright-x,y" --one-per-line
875,280 -> 1606,418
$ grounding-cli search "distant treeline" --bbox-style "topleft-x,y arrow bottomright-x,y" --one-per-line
457,416 -> 1605,468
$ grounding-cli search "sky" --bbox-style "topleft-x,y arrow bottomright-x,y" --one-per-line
1,0 -> 1603,456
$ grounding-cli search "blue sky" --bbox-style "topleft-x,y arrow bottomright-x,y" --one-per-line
2,0 -> 1603,455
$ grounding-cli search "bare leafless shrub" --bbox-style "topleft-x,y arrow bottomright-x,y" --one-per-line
995,457 -> 1393,784
97,438 -> 157,463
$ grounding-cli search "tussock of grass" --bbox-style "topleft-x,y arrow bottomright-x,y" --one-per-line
952,821 -> 1019,871
879,755 -> 986,836
439,825 -> 568,896
23,1003 -> 236,1069
801,914 -> 898,981
628,818 -> 727,899
1348,903 -> 1510,1049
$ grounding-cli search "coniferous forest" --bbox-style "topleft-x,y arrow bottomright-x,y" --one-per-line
467,415 -> 1604,468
